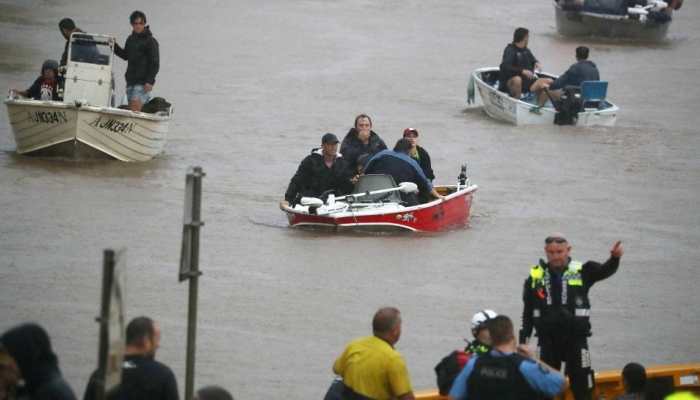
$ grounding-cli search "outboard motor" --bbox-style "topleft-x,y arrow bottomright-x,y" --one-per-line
457,164 -> 468,190
554,87 -> 583,126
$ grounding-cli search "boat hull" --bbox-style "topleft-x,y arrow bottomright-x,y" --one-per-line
471,68 -> 619,126
554,2 -> 670,41
5,99 -> 169,161
281,185 -> 477,232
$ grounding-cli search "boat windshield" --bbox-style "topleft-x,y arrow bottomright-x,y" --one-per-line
353,174 -> 401,203
70,34 -> 111,65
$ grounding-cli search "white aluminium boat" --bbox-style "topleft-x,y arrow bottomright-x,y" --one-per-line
4,33 -> 171,161
467,67 -> 619,126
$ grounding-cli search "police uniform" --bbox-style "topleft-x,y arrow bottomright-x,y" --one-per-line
520,256 -> 620,400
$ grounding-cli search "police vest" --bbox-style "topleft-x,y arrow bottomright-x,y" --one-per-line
466,352 -> 541,400
529,261 -> 591,333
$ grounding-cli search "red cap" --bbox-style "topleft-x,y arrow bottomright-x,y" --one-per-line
403,128 -> 418,137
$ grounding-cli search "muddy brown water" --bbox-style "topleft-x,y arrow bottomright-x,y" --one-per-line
1,1 -> 699,399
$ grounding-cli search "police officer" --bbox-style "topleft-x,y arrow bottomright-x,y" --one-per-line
448,315 -> 565,400
520,234 -> 624,400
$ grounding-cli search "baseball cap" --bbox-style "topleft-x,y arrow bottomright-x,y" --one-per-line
322,133 -> 339,144
403,128 -> 419,137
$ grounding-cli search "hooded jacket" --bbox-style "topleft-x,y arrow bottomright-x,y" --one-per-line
26,60 -> 63,101
114,27 -> 160,86
0,323 -> 76,400
285,149 -> 353,203
339,129 -> 387,170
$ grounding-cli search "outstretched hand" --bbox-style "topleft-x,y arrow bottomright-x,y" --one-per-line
610,240 -> 624,258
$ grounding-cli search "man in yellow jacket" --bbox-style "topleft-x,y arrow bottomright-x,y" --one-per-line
333,307 -> 414,400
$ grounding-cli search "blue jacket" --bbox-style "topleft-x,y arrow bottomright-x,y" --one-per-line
364,150 -> 433,194
550,60 -> 600,90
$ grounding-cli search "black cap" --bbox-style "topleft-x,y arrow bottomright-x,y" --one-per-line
322,133 -> 339,144
59,18 -> 76,31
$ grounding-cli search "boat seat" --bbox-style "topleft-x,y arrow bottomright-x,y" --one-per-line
353,174 -> 401,203
581,80 -> 608,109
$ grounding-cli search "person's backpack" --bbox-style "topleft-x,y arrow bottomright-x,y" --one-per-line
434,350 -> 471,395
141,97 -> 171,114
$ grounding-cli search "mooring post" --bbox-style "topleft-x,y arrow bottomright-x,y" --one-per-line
180,166 -> 205,400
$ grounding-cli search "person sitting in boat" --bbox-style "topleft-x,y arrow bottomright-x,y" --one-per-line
403,127 -> 435,182
364,138 -> 444,205
339,114 -> 387,172
499,27 -> 552,100
283,133 -> 354,206
537,46 -> 599,107
10,60 -> 63,101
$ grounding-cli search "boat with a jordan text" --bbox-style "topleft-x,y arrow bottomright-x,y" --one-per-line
4,32 -> 171,161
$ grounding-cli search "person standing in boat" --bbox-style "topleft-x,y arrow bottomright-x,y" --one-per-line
283,133 -> 353,206
364,138 -> 444,205
520,234 -> 624,400
537,46 -> 600,107
114,11 -> 160,112
402,128 -> 435,182
340,114 -> 387,172
499,27 -> 552,100
59,18 -> 83,67
11,60 -> 63,101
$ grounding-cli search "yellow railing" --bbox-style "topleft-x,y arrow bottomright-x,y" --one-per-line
415,363 -> 700,400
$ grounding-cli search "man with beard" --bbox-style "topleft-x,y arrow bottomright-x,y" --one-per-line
520,234 -> 624,400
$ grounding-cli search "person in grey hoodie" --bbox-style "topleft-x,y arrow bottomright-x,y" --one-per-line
538,46 -> 600,106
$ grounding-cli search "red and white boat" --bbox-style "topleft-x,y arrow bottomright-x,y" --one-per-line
280,170 -> 478,232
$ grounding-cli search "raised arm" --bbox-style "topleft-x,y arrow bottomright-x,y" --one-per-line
582,241 -> 623,285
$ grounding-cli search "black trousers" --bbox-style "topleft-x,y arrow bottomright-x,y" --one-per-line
538,333 -> 593,400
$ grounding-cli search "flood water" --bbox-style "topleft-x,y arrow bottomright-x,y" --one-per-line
1,1 -> 699,398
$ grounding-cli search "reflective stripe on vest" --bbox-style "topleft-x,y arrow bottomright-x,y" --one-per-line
530,260 -> 586,312
575,309 -> 590,317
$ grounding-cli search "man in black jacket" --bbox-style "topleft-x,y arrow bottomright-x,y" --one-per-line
283,133 -> 353,205
114,11 -> 160,112
83,316 -> 179,400
499,27 -> 552,99
520,234 -> 624,400
339,114 -> 388,172
1,323 -> 77,400
59,18 -> 81,67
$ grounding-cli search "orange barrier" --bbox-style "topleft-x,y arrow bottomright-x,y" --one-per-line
415,363 -> 700,400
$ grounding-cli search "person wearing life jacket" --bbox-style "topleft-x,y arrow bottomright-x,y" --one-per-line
448,315 -> 565,400
434,310 -> 497,395
520,234 -> 624,400
282,133 -> 353,206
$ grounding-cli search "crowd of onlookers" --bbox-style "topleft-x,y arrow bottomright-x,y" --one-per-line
0,319 -> 233,400
325,307 -> 699,400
